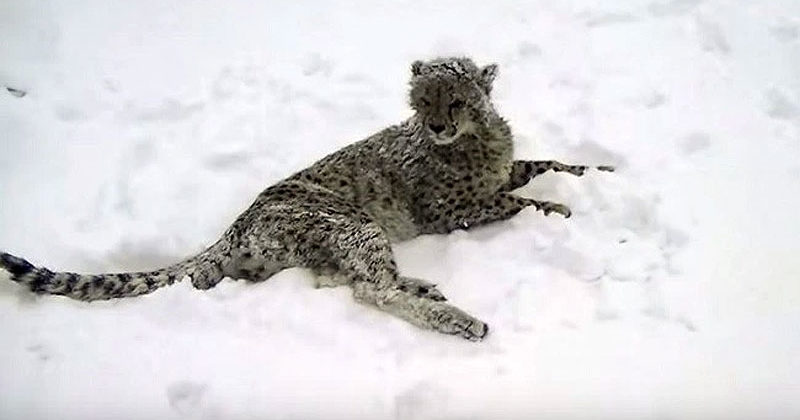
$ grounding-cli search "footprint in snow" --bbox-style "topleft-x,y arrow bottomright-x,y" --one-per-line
54,103 -> 90,122
695,17 -> 731,55
584,12 -> 639,28
26,343 -> 54,362
770,23 -> 799,43
764,88 -> 799,120
394,381 -> 449,420
212,63 -> 264,101
647,0 -> 703,17
678,131 -> 711,155
128,99 -> 205,122
166,380 -> 208,416
517,41 -> 542,58
301,53 -> 334,77
643,91 -> 668,109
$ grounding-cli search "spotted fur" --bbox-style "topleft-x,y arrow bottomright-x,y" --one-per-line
1,57 -> 613,341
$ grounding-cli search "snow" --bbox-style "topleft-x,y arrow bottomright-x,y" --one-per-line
1,0 -> 799,418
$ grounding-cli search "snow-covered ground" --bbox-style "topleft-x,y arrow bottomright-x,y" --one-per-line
1,0 -> 799,418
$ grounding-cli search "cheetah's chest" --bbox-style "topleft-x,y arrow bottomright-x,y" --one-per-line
428,136 -> 512,198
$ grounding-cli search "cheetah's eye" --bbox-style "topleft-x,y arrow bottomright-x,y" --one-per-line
421,98 -> 431,107
449,99 -> 464,109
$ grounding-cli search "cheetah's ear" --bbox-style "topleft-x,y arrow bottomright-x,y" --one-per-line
478,64 -> 498,93
411,60 -> 425,77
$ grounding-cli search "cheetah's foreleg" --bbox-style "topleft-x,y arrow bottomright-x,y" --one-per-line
434,193 -> 572,234
500,160 -> 615,192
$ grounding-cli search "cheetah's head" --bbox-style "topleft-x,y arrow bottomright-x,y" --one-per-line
408,57 -> 498,145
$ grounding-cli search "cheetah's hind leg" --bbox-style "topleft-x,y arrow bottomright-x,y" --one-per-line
352,281 -> 488,341
311,214 -> 486,340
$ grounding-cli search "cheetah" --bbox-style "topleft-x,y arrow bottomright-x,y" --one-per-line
1,57 -> 613,341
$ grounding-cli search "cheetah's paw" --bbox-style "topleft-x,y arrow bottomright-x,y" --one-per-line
536,201 -> 572,218
430,303 -> 490,341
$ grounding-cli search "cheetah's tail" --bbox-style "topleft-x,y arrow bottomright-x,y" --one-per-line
0,243 -> 226,302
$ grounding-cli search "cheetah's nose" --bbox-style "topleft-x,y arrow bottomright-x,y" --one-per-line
429,124 -> 445,134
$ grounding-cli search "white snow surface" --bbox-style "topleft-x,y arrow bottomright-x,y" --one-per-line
1,1 -> 799,419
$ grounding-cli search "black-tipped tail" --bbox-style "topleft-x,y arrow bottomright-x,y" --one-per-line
1,249 -> 223,302
1,252 -> 36,277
